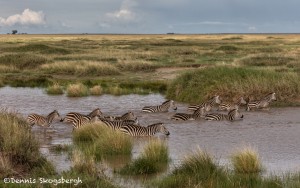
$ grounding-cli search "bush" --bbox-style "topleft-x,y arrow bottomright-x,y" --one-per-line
89,85 -> 102,96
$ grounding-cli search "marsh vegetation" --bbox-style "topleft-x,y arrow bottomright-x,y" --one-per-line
0,34 -> 299,104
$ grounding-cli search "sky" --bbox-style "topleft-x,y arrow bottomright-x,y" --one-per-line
0,0 -> 299,34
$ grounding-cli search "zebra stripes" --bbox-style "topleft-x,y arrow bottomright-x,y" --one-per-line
142,100 -> 177,113
104,111 -> 136,121
120,123 -> 170,136
61,108 -> 102,129
98,118 -> 138,131
188,95 -> 221,112
171,106 -> 205,121
246,92 -> 277,111
205,109 -> 244,121
218,97 -> 247,111
27,110 -> 61,127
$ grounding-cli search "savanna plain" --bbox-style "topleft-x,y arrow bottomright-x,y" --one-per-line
1,34 -> 300,188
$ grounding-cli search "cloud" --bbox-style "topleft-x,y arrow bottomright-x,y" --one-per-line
105,0 -> 138,23
0,9 -> 45,27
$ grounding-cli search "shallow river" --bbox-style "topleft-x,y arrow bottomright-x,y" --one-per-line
1,86 -> 300,176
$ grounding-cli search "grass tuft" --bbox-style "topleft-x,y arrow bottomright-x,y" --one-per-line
119,139 -> 169,175
66,83 -> 89,97
46,82 -> 64,95
231,147 -> 263,174
89,85 -> 102,96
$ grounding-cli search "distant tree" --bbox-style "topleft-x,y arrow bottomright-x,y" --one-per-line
12,30 -> 18,34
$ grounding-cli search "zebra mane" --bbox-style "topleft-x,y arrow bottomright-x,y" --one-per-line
162,100 -> 171,105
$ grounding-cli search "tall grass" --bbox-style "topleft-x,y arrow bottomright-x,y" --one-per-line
116,60 -> 157,72
152,148 -> 228,188
0,53 -> 48,69
231,147 -> 263,174
46,82 -> 64,95
119,139 -> 169,175
167,66 -> 300,105
66,83 -> 89,97
73,123 -> 132,158
0,110 -> 56,178
89,85 -> 102,95
40,61 -> 120,76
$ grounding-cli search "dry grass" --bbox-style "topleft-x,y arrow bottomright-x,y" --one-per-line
231,147 -> 263,174
46,82 -> 64,95
89,85 -> 102,96
66,83 -> 89,97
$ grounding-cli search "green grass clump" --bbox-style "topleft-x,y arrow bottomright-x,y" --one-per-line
89,85 -> 102,95
119,139 -> 169,175
5,43 -> 70,54
0,110 -> 56,178
59,149 -> 117,188
73,123 -> 132,158
46,82 -> 64,95
231,147 -> 263,174
153,148 -> 228,188
240,54 -> 294,66
66,83 -> 89,97
41,61 -> 120,76
116,60 -> 157,72
0,53 -> 48,69
167,66 -> 300,104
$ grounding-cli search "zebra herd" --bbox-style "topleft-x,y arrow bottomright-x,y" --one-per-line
26,92 -> 277,137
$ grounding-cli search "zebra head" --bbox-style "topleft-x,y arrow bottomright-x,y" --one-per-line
149,123 -> 170,136
88,108 -> 102,118
167,100 -> 177,111
125,111 -> 136,120
228,109 -> 244,121
270,92 -> 277,101
47,110 -> 61,127
193,106 -> 206,118
214,95 -> 222,104
238,97 -> 247,105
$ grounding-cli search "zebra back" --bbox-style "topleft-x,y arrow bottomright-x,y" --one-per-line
246,93 -> 276,111
218,97 -> 246,111
120,123 -> 170,136
172,107 -> 205,121
27,110 -> 60,127
87,108 -> 102,118
142,100 -> 177,113
62,112 -> 91,129
188,95 -> 221,112
99,118 -> 137,131
205,109 -> 243,121
113,111 -> 136,121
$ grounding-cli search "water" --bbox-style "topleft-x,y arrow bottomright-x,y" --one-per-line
1,86 -> 300,176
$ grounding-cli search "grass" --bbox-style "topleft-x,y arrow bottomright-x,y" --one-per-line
240,54 -> 295,66
231,147 -> 263,174
4,43 -> 71,54
0,110 -> 56,179
0,53 -> 48,69
119,139 -> 169,175
46,82 -> 64,95
66,83 -> 89,97
40,61 -> 120,76
89,85 -> 102,95
166,66 -> 300,105
73,123 -> 133,158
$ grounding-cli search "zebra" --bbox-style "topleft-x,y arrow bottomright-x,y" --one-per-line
171,106 -> 205,121
142,100 -> 177,113
61,108 -> 102,129
104,111 -> 136,121
204,109 -> 244,121
27,110 -> 61,128
188,95 -> 221,112
246,92 -> 277,111
119,123 -> 170,136
218,97 -> 247,111
98,118 -> 139,131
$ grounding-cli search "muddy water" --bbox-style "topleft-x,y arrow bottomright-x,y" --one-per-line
1,86 -> 300,175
